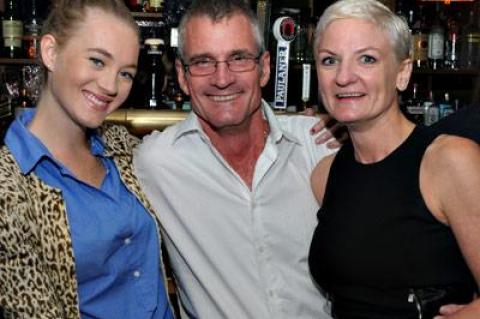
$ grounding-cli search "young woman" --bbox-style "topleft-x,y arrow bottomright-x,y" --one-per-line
309,0 -> 480,318
0,1 -> 174,318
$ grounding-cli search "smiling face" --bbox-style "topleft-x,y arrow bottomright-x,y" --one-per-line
176,13 -> 270,131
41,7 -> 139,130
315,18 -> 411,127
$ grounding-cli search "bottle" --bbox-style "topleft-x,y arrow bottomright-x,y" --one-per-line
454,99 -> 460,112
292,13 -> 307,64
411,7 -> 428,69
146,0 -> 163,13
144,38 -> 167,109
438,92 -> 454,119
395,0 -> 410,25
2,0 -> 23,58
444,13 -> 459,70
459,10 -> 480,69
305,16 -> 317,63
126,0 -> 143,12
423,91 -> 439,126
166,27 -> 186,110
404,82 -> 424,125
24,0 -> 42,59
428,4 -> 445,70
12,68 -> 33,118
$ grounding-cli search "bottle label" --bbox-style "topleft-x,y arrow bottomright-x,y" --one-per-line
412,33 -> 428,62
424,104 -> 439,126
428,33 -> 444,59
25,23 -> 41,36
301,63 -> 311,103
150,0 -> 163,8
4,37 -> 22,48
407,106 -> 424,115
466,33 -> 480,43
2,20 -> 23,38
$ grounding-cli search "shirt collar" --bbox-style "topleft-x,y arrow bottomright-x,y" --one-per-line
4,108 -> 106,174
171,99 -> 301,145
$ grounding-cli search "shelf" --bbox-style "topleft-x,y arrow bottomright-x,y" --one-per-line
131,11 -> 164,19
412,68 -> 480,76
0,58 -> 39,65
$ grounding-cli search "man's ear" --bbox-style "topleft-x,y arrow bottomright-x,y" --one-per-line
40,34 -> 58,72
175,58 -> 190,96
259,51 -> 271,88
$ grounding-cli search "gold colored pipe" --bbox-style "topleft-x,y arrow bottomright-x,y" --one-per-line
106,108 -> 304,136
106,109 -> 188,136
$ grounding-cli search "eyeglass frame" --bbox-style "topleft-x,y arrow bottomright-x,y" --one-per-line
181,51 -> 264,76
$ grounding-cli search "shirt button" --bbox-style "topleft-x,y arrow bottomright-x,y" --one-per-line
133,270 -> 141,278
124,238 -> 131,245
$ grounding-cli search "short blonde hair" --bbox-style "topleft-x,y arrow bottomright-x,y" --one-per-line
314,0 -> 411,62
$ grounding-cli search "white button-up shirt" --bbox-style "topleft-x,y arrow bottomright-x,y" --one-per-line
134,101 -> 334,319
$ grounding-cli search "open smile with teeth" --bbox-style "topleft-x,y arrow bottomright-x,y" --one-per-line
84,91 -> 110,110
210,93 -> 241,102
336,92 -> 365,98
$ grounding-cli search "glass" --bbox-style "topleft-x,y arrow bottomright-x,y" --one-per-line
183,52 -> 263,76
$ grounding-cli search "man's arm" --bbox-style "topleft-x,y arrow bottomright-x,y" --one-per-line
431,104 -> 480,143
421,135 -> 480,319
434,299 -> 480,319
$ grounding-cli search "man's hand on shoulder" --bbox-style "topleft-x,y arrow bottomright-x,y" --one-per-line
302,107 -> 348,149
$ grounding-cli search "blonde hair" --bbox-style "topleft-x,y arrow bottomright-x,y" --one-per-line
314,0 -> 411,62
39,0 -> 139,80
42,0 -> 139,47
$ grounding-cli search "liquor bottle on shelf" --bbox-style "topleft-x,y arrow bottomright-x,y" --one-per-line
12,67 -> 33,118
428,4 -> 445,70
126,0 -> 144,12
305,16 -> 316,63
24,0 -> 42,59
438,92 -> 454,119
444,12 -> 459,70
256,0 -> 272,51
459,10 -> 480,69
146,0 -> 163,13
404,82 -> 424,125
411,6 -> 428,69
145,37 -> 167,109
406,8 -> 415,31
424,91 -> 439,126
165,26 -> 187,110
2,0 -> 23,58
395,0 -> 410,24
454,98 -> 461,112
291,12 -> 306,64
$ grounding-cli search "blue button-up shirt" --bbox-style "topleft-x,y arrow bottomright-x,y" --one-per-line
5,109 -> 173,319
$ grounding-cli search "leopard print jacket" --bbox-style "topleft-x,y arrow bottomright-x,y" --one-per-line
0,124 -> 169,319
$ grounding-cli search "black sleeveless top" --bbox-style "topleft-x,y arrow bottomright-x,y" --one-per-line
308,126 -> 475,318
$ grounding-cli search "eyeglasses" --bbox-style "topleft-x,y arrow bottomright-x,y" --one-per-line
183,52 -> 263,76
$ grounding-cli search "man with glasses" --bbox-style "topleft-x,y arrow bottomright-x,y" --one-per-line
134,0 -> 333,318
